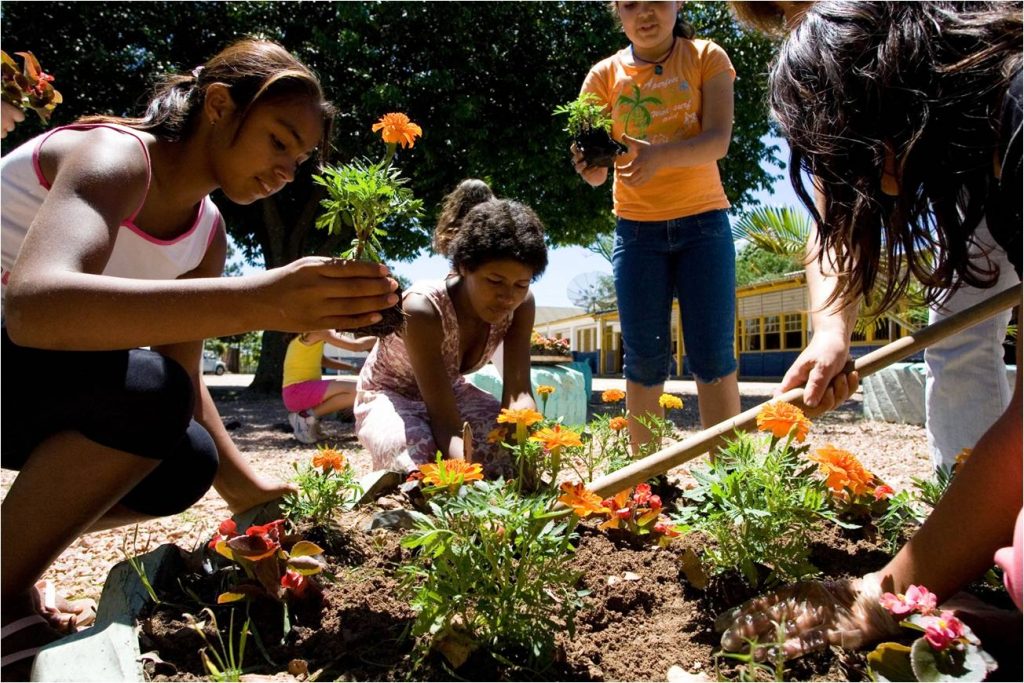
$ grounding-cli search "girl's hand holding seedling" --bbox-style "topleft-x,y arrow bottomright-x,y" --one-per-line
255,257 -> 399,332
617,134 -> 665,188
716,573 -> 901,661
571,144 -> 608,187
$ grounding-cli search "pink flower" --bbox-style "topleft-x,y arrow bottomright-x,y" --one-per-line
647,494 -> 662,510
873,484 -> 894,501
920,611 -> 965,651
879,585 -> 938,616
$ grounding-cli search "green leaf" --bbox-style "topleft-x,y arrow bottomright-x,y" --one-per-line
909,637 -> 996,681
867,642 -> 916,682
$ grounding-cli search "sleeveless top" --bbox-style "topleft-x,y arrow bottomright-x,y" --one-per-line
0,123 -> 224,308
283,336 -> 326,387
358,278 -> 513,400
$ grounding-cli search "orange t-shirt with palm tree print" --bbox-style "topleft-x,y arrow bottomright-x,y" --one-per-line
582,37 -> 735,221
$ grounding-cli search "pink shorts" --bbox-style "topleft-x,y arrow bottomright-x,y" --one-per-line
282,380 -> 331,413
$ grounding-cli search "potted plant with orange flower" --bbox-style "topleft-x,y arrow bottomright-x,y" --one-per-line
313,113 -> 425,336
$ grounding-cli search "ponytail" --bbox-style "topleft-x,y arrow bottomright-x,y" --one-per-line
432,178 -> 495,256
78,39 -> 335,158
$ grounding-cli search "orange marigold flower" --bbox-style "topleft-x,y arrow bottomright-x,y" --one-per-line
371,112 -> 422,148
312,448 -> 345,472
659,393 -> 683,410
558,481 -> 608,518
486,427 -> 508,444
420,459 -> 483,488
810,445 -> 873,497
609,416 -> 629,431
497,408 -> 544,428
756,401 -> 812,442
601,388 -> 626,403
536,385 -> 556,396
529,425 -> 583,451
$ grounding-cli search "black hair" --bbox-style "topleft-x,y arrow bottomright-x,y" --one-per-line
434,179 -> 548,279
432,178 -> 495,256
770,0 -> 1022,311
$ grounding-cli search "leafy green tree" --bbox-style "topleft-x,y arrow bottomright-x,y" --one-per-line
735,244 -> 801,288
1,1 -> 779,391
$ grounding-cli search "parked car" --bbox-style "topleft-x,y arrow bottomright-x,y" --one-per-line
202,350 -> 227,375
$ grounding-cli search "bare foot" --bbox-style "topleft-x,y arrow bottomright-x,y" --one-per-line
219,476 -> 296,516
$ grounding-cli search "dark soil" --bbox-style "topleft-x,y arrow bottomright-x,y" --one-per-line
137,497 -> 926,683
575,129 -> 627,169
345,285 -> 407,338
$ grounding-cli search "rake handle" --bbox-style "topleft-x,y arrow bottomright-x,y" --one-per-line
584,284 -> 1021,500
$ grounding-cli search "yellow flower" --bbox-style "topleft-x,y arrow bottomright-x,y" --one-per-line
953,448 -> 972,471
756,401 -> 812,443
371,112 -> 422,148
420,459 -> 483,489
536,385 -> 556,396
497,408 -> 544,428
486,427 -> 508,444
557,482 -> 608,518
609,416 -> 629,432
658,394 -> 683,411
809,445 -> 873,497
312,448 -> 345,472
601,388 -> 625,403
529,425 -> 583,451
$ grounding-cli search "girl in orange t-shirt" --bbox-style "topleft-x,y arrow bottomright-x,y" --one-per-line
572,1 -> 741,450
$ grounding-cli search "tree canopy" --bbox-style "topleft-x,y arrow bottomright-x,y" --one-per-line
2,1 -> 780,389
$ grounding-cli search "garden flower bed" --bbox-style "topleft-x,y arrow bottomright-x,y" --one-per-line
77,393 -> 1012,682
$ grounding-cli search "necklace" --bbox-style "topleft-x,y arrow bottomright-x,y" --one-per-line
630,36 -> 676,75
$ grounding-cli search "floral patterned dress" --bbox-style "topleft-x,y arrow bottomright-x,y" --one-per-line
354,278 -> 512,474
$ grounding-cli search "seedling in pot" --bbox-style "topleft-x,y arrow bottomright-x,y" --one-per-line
553,92 -> 626,169
313,113 -> 424,337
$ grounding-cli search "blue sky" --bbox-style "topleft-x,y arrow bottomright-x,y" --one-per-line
233,135 -> 809,308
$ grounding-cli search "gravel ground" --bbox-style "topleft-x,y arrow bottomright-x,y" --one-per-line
0,380 -> 933,609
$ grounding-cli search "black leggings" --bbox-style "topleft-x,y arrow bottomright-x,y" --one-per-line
1,328 -> 218,516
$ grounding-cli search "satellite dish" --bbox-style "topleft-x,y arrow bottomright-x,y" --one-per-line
567,271 -> 616,314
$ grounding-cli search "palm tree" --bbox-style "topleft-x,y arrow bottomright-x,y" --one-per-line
616,84 -> 661,139
731,205 -> 810,258
733,204 -> 925,336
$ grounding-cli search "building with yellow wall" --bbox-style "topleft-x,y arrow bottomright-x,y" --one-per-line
534,272 -> 918,380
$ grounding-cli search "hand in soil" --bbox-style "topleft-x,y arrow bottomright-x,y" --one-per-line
715,576 -> 900,661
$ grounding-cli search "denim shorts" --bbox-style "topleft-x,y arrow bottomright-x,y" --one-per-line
612,209 -> 737,385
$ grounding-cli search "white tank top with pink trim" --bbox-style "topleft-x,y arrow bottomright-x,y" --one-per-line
0,123 -> 224,307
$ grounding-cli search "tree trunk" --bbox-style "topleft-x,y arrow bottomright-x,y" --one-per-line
249,330 -> 288,395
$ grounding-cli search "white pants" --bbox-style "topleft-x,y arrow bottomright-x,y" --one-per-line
925,223 -> 1019,469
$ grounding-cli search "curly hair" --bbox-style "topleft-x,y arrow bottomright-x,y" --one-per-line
432,178 -> 495,256
443,195 -> 549,280
769,1 -> 1022,311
